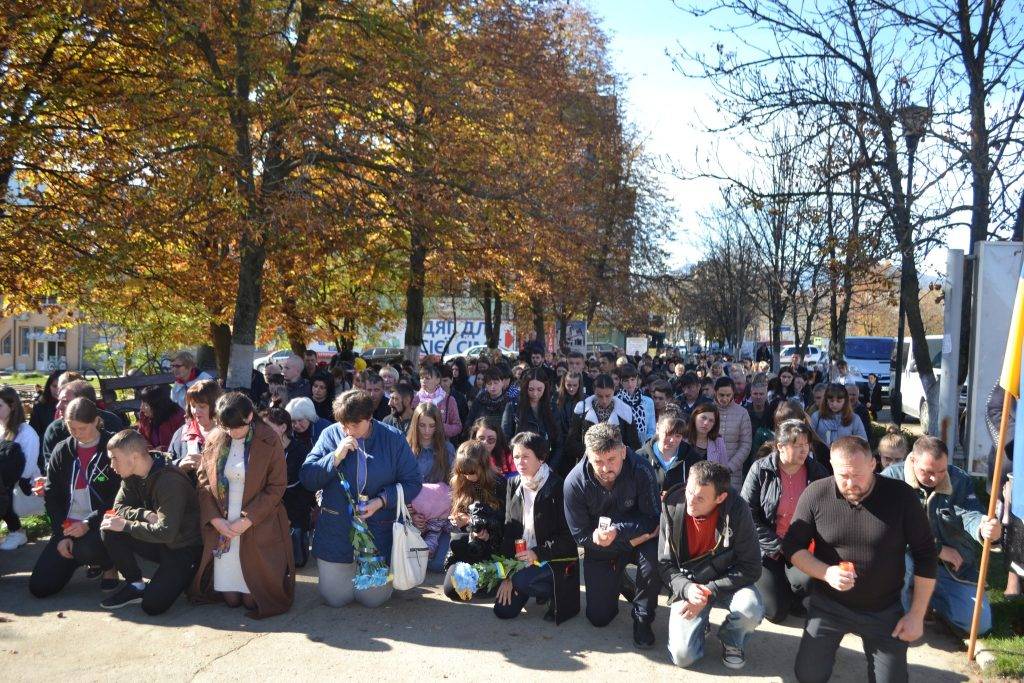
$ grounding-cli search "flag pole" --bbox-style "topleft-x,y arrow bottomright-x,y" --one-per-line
967,389 -> 1013,661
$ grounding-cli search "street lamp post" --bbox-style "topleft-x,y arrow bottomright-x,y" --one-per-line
890,104 -> 932,426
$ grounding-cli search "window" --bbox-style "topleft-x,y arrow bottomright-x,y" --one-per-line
40,295 -> 58,306
1,333 -> 9,355
19,327 -> 30,356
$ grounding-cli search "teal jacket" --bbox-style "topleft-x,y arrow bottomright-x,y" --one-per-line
881,460 -> 985,582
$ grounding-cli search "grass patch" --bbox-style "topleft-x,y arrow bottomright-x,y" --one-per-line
980,553 -> 1024,678
1,514 -> 51,541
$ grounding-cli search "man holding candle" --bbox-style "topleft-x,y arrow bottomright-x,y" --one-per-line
783,436 -> 938,683
98,430 -> 203,614
659,460 -> 764,670
563,422 -> 661,648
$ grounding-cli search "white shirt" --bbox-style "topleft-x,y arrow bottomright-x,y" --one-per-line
14,422 -> 40,480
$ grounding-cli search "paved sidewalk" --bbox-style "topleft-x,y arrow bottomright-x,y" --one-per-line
0,540 -> 976,681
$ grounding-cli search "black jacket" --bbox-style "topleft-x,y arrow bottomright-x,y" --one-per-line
502,400 -> 563,471
447,477 -> 508,566
740,453 -> 830,558
563,396 -> 642,476
639,437 -> 704,491
41,411 -> 126,472
563,449 -> 660,560
465,391 -> 508,436
44,430 -> 121,540
502,472 -> 580,624
657,485 -> 762,603
113,453 -> 202,549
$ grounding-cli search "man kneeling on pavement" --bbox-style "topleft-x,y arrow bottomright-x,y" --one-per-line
658,460 -> 764,669
882,435 -> 1001,636
99,430 -> 203,614
563,422 -> 661,649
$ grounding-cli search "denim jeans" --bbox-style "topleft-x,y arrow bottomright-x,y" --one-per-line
666,586 -> 764,668
901,553 -> 991,635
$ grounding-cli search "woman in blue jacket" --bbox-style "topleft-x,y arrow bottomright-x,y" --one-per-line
300,390 -> 422,608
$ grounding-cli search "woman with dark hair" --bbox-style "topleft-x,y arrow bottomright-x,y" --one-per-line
468,417 -> 514,478
169,379 -> 223,475
740,419 -> 829,622
299,390 -> 422,608
449,358 -> 473,400
0,385 -> 40,550
809,382 -> 867,447
664,403 -> 726,492
310,372 -> 336,422
265,407 -> 315,568
714,377 -> 753,490
137,384 -> 185,451
501,369 -> 561,471
29,398 -> 120,594
29,370 -> 62,438
190,392 -> 294,618
554,371 -> 585,441
490,432 -> 579,623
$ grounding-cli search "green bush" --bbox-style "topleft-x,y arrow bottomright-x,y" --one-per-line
1,514 -> 51,540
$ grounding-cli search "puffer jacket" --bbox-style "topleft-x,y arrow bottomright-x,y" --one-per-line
881,459 -> 986,582
717,402 -> 752,488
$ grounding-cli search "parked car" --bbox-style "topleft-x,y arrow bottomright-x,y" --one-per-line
253,349 -> 292,372
360,347 -> 405,365
586,342 -> 620,357
780,345 -> 825,367
893,335 -> 967,427
445,345 -> 517,362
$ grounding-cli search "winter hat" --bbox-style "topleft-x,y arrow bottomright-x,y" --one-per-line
286,397 -> 318,423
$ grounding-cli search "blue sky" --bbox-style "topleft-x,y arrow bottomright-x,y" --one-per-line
587,0 -> 964,274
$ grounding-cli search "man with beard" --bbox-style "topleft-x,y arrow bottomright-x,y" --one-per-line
783,436 -> 937,683
383,383 -> 415,435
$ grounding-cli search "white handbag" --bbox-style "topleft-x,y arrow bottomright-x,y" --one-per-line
390,483 -> 429,590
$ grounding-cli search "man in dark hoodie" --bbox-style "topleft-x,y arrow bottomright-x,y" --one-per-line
563,423 -> 661,649
658,460 -> 764,670
99,430 -> 203,615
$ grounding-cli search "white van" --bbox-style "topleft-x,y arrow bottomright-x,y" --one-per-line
843,336 -> 897,394
894,335 -> 967,426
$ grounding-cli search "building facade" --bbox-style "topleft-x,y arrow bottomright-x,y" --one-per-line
0,302 -> 88,372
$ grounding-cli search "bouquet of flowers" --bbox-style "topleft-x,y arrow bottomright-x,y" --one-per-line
337,469 -> 392,590
449,556 -> 531,601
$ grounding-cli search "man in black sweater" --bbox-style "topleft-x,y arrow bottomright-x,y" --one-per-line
782,436 -> 937,683
563,423 -> 661,649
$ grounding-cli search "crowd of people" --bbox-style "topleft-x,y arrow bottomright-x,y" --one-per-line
0,342 -> 1020,681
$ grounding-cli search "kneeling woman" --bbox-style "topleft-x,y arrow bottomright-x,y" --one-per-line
739,419 -> 828,623
30,398 -> 120,597
300,389 -> 422,608
493,432 -> 579,624
190,392 -> 294,618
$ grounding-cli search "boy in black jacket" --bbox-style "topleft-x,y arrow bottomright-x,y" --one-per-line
658,460 -> 763,670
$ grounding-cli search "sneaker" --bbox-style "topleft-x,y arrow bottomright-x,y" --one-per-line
633,620 -> 655,650
722,645 -> 746,670
100,577 -> 121,592
0,530 -> 27,550
86,566 -> 102,579
100,583 -> 144,609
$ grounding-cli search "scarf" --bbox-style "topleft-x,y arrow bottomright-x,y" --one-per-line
175,367 -> 199,385
593,400 -> 614,424
617,389 -> 647,436
215,425 -> 253,503
522,463 -> 550,491
652,441 -> 677,471
417,386 -> 446,406
474,390 -> 506,414
706,436 -> 729,466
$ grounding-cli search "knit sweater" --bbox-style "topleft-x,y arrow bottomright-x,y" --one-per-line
781,475 -> 937,611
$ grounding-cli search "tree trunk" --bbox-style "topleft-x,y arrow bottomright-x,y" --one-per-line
225,235 -> 266,390
531,296 -> 546,351
208,322 -> 232,380
403,224 -> 427,367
